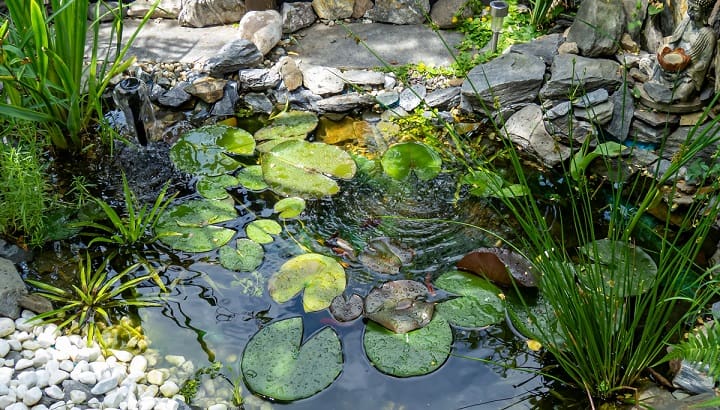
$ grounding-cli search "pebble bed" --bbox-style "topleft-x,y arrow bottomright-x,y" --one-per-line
0,311 -> 235,410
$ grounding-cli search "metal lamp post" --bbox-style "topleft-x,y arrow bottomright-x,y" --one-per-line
489,1 -> 509,53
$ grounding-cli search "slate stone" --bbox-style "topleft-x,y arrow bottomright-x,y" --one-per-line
572,89 -> 609,108
238,68 -> 281,91
545,116 -> 596,146
157,81 -> 193,108
282,2 -> 317,34
539,54 -> 622,101
16,294 -> 52,315
502,104 -> 572,167
462,52 -> 545,112
364,0 -> 430,24
633,108 -> 679,128
630,119 -> 669,144
508,33 -> 562,67
271,88 -> 322,111
210,82 -> 240,116
673,360 -> 716,394
566,0 -> 625,57
243,92 -> 274,114
663,123 -> 720,161
430,0 -> 472,28
399,84 -> 426,111
424,87 -> 460,109
0,258 -> 26,319
316,93 -> 375,112
544,101 -> 571,120
604,85 -> 635,141
204,39 -> 263,78
375,90 -> 399,108
574,101 -> 614,125
338,70 -> 386,86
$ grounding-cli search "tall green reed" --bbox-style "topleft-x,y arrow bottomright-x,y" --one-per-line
0,0 -> 158,149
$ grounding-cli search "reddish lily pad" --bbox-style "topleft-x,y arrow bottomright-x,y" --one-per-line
456,247 -> 539,287
364,280 -> 433,334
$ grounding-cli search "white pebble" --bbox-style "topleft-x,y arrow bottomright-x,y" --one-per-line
91,376 -> 118,395
69,389 -> 87,404
22,386 -> 42,405
5,402 -> 29,410
164,355 -> 186,366
208,404 -> 228,410
76,371 -> 96,385
0,339 -> 11,357
58,360 -> 74,372
0,367 -> 15,385
129,356 -> 148,373
159,380 -> 179,397
15,317 -> 34,332
44,385 -> 64,400
138,397 -> 156,410
21,340 -> 41,351
0,394 -> 17,408
0,318 -> 16,337
15,359 -> 34,371
8,339 -> 21,351
110,349 -> 133,363
17,371 -> 37,387
48,370 -> 69,386
103,386 -> 128,407
146,369 -> 166,385
154,398 -> 179,410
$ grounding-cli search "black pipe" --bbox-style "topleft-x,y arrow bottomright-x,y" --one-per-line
117,77 -> 148,146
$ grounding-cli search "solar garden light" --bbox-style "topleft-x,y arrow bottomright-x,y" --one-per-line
489,1 -> 509,53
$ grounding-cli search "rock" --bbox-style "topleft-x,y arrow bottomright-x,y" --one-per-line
352,0 -> 373,18
462,52 -> 546,112
242,92 -> 274,114
623,0 -> 648,40
544,101 -> 571,120
246,0 -> 276,10
557,41 -> 579,55
22,386 -> 41,406
157,81 -> 193,108
312,0 -> 354,20
204,39 -> 263,78
572,89 -> 609,108
376,90 -> 399,108
184,77 -> 227,104
147,369 -> 166,385
663,123 -> 720,161
566,0 -> 625,57
91,376 -> 118,395
604,85 -> 635,141
128,0 -> 182,19
238,68 -> 281,91
574,101 -> 614,125
338,70 -> 385,86
238,10 -> 283,56
210,82 -> 241,116
508,33 -> 562,67
0,258 -> 27,319
634,108 -> 679,128
281,2 -> 316,34
301,65 -> 344,95
364,0 -> 430,24
178,0 -> 246,28
631,119 -> 671,145
316,93 -> 374,112
0,318 -> 15,338
430,0 -> 472,28
44,385 -> 64,401
159,380 -> 180,397
424,87 -> 460,109
88,1 -> 126,22
271,87 -> 322,111
673,360 -> 716,394
0,340 -> 9,357
15,295 -> 52,315
502,104 -> 571,167
539,54 -> 622,102
399,84 -> 426,111
641,14 -> 664,55
276,56 -> 303,91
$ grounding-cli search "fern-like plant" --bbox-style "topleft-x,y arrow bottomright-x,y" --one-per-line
663,320 -> 720,382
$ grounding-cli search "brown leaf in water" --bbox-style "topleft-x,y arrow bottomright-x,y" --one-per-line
456,247 -> 538,287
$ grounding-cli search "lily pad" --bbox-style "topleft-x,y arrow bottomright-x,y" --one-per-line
155,198 -> 237,252
363,316 -> 452,377
358,237 -> 414,275
219,238 -> 265,272
380,142 -> 442,181
274,197 -> 306,219
570,142 -> 625,181
262,140 -> 357,198
463,169 -> 529,199
577,239 -> 657,297
505,290 -> 566,350
330,294 -> 364,322
196,174 -> 239,200
434,270 -> 504,329
236,165 -> 269,191
365,280 -> 433,333
170,125 -> 255,176
246,219 -> 282,244
255,111 -> 319,141
241,317 -> 342,401
268,253 -> 347,312
456,247 -> 539,287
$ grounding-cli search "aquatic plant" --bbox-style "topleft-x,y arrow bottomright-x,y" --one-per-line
0,0 -> 159,149
26,252 -> 161,347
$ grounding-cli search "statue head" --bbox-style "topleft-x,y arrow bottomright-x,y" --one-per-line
687,0 -> 713,20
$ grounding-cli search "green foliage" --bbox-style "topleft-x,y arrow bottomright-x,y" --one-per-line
73,173 -> 176,248
179,361 -> 223,403
663,321 -> 720,383
0,0 -> 159,149
0,133 -> 51,246
26,252 -> 161,347
685,157 -> 720,185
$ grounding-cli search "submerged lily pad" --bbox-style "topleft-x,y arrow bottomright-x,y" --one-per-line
330,294 -> 364,322
274,197 -> 306,219
155,198 -> 237,252
505,290 -> 566,350
365,280 -> 433,334
219,238 -> 265,272
268,253 -> 347,312
577,239 -> 657,297
170,125 -> 255,176
363,316 -> 452,377
246,219 -> 282,244
261,140 -> 357,198
241,317 -> 342,401
456,247 -> 539,287
255,111 -> 319,141
434,270 -> 504,329
236,165 -> 268,191
196,174 -> 239,200
380,142 -> 442,181
358,237 -> 414,275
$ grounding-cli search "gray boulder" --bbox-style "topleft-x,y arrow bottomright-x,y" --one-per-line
210,82 -> 241,116
178,0 -> 247,27
312,0 -> 354,20
238,68 -> 282,91
461,52 -> 545,112
204,39 -> 263,77
430,0 -> 472,28
566,0 -> 625,57
301,65 -> 344,95
238,10 -> 283,56
502,104 -> 571,168
0,258 -> 27,319
604,85 -> 635,141
282,2 -> 317,34
539,54 -> 622,102
508,33 -> 562,67
364,0 -> 430,24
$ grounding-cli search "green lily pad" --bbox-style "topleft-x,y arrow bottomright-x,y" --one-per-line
254,111 -> 319,142
463,169 -> 529,198
196,174 -> 239,200
155,198 -> 237,252
219,238 -> 265,272
380,142 -> 442,181
236,165 -> 268,191
241,317 -> 342,401
577,239 -> 657,297
434,270 -> 504,328
268,253 -> 347,312
570,142 -> 625,181
262,140 -> 357,198
505,290 -> 566,350
274,197 -> 306,219
363,316 -> 452,377
170,125 -> 255,176
246,219 -> 282,244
